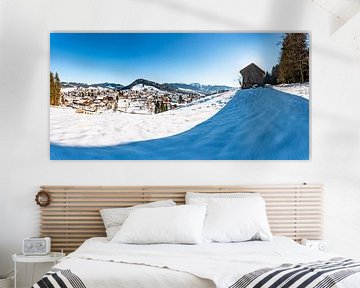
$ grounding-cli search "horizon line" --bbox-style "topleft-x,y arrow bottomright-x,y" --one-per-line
56,77 -> 239,87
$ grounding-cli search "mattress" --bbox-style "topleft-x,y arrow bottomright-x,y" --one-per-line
36,236 -> 360,288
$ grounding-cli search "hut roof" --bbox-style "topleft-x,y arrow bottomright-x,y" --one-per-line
240,63 -> 265,75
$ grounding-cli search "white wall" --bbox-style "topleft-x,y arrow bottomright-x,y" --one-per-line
1,0 -> 360,285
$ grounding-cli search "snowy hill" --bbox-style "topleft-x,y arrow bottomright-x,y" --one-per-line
121,79 -> 180,93
50,88 -> 309,160
271,83 -> 309,99
50,90 -> 236,147
130,83 -> 161,92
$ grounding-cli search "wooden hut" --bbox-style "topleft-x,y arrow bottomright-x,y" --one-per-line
239,63 -> 265,89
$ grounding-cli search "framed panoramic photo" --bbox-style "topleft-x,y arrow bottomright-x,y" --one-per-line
50,32 -> 309,160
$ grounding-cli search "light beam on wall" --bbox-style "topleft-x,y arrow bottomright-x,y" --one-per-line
310,0 -> 360,33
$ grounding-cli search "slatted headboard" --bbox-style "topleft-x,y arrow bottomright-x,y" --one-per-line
39,184 -> 323,253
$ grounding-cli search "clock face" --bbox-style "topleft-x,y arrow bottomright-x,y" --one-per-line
318,242 -> 327,252
26,242 -> 33,249
36,241 -> 45,250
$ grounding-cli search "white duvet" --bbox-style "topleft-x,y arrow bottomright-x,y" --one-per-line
54,237 -> 360,288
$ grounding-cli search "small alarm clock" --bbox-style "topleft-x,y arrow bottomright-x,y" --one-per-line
301,239 -> 328,252
23,237 -> 51,255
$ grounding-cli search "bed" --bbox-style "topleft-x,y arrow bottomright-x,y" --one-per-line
33,236 -> 360,288
33,185 -> 360,288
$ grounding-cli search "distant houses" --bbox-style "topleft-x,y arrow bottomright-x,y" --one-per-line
59,84 -> 204,115
239,63 -> 265,89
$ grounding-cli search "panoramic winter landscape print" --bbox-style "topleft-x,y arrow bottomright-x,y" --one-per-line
50,33 -> 310,160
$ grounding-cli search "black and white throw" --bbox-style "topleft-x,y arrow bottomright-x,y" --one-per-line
229,257 -> 360,288
31,255 -> 360,288
32,268 -> 86,288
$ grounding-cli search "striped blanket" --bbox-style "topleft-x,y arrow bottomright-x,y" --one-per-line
32,268 -> 86,288
32,258 -> 359,288
230,258 -> 360,288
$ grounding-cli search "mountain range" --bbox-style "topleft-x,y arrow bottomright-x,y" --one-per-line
61,79 -> 235,95
61,82 -> 124,90
167,82 -> 234,95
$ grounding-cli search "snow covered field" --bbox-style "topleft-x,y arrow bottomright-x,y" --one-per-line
50,90 -> 236,147
51,88 -> 309,160
271,82 -> 309,99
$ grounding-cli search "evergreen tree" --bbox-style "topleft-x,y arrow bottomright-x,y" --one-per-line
160,101 -> 165,112
270,64 -> 279,85
50,71 -> 62,106
155,100 -> 160,114
263,72 -> 271,84
278,33 -> 309,83
50,72 -> 55,105
54,72 -> 61,106
263,65 -> 280,86
178,95 -> 183,104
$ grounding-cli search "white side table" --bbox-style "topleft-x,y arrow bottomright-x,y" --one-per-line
12,252 -> 65,288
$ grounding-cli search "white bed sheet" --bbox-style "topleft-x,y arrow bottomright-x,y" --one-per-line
54,236 -> 360,288
56,258 -> 214,288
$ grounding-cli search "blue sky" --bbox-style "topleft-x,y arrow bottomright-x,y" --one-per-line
50,33 -> 283,87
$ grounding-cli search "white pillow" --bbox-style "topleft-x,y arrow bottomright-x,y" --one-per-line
111,205 -> 207,244
202,197 -> 272,243
100,200 -> 176,240
186,192 -> 260,205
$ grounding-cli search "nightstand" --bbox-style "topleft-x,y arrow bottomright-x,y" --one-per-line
12,252 -> 65,288
301,239 -> 328,252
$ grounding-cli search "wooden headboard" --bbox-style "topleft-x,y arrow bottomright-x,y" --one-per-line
39,184 -> 323,253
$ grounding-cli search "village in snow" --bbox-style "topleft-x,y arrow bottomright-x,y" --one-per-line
59,79 -> 229,115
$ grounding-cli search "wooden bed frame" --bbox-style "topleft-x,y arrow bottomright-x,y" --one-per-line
39,184 -> 323,253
